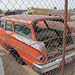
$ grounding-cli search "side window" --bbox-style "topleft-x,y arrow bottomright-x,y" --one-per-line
0,20 -> 4,29
5,21 -> 13,31
14,23 -> 33,39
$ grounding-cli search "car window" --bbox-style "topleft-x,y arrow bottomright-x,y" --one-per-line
0,20 -> 4,29
34,20 -> 74,48
5,21 -> 13,31
36,21 -> 47,28
46,20 -> 64,31
14,23 -> 33,39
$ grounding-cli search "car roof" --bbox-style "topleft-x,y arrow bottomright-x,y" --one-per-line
1,14 -> 63,24
47,10 -> 75,22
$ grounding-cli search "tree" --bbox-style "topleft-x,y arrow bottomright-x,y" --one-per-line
7,9 -> 10,12
54,7 -> 57,9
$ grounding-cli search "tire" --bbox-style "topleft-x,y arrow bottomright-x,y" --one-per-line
10,48 -> 27,65
9,48 -> 16,57
15,54 -> 27,65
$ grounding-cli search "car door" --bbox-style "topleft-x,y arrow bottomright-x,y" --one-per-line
2,21 -> 13,49
0,20 -> 5,43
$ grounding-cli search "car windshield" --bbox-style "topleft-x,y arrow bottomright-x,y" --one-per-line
33,20 -> 74,48
33,20 -> 64,41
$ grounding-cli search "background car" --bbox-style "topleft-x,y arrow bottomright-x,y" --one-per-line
47,10 -> 75,22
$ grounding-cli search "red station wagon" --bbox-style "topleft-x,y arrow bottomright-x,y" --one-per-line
0,15 -> 75,73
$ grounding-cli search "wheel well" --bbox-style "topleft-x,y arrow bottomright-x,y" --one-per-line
10,47 -> 19,57
10,47 -> 26,65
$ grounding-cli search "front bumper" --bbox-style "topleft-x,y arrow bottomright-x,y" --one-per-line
33,51 -> 75,73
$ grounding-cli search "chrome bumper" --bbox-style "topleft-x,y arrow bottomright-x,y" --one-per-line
33,52 -> 75,73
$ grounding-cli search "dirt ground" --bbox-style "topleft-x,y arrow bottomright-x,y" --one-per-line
0,45 -> 75,75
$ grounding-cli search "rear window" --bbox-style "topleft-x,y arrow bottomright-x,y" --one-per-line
36,21 -> 47,28
13,23 -> 33,39
35,20 -> 64,31
33,20 -> 74,48
46,20 -> 64,31
33,20 -> 64,41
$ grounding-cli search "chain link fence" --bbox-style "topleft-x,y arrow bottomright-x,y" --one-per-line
0,0 -> 75,75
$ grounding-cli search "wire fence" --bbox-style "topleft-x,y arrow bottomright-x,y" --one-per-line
0,0 -> 75,75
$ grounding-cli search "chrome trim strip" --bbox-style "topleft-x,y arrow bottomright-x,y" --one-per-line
12,34 -> 47,63
33,52 -> 75,73
0,35 -> 39,60
12,34 -> 45,51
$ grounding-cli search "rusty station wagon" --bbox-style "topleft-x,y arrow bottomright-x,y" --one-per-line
0,15 -> 75,73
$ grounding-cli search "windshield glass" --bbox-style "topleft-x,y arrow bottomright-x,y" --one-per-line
33,20 -> 64,41
33,20 -> 74,48
46,20 -> 64,31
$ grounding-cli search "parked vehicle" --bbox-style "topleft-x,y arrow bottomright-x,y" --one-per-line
24,7 -> 56,15
47,10 -> 75,40
47,10 -> 75,22
0,15 -> 75,73
4,10 -> 26,16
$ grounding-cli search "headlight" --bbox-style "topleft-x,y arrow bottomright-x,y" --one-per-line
39,55 -> 44,62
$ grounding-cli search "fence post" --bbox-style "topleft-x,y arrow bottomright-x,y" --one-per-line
61,0 -> 68,75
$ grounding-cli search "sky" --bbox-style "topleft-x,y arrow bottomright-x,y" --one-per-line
0,0 -> 75,10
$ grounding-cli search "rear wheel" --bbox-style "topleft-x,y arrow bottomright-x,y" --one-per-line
15,54 -> 26,65
10,48 -> 27,65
